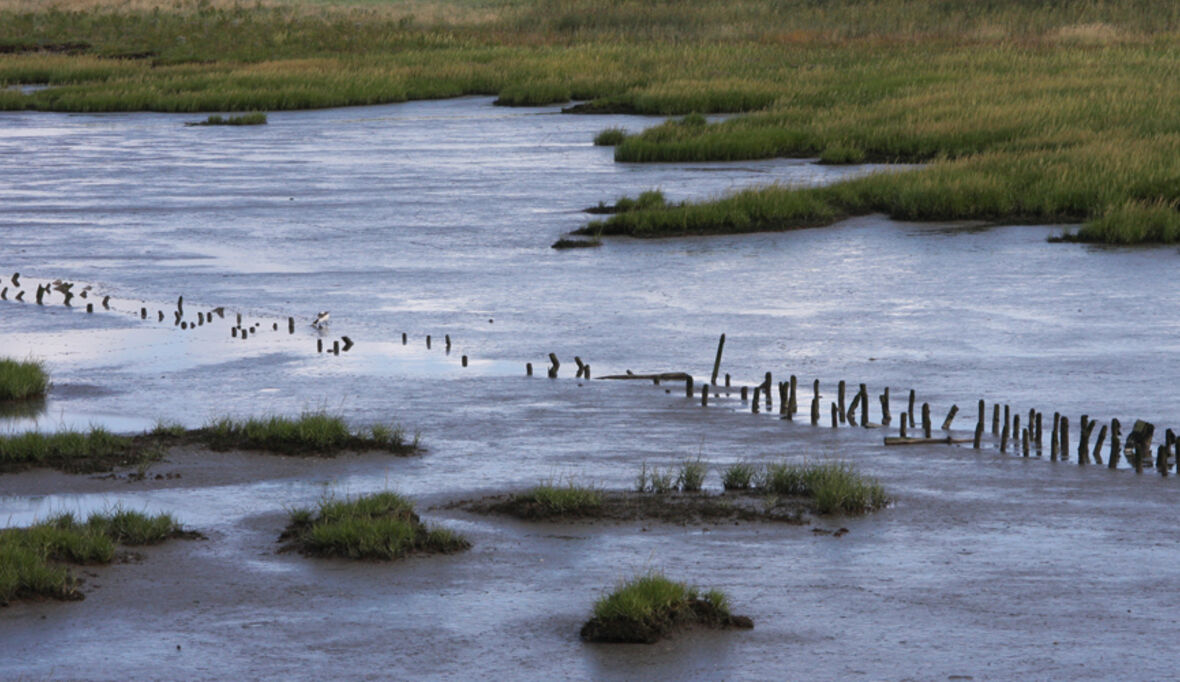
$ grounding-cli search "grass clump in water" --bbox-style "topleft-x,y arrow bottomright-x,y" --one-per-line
580,570 -> 752,643
0,358 -> 48,402
677,458 -> 706,492
494,478 -> 604,519
197,412 -> 418,456
0,508 -> 194,606
721,461 -> 756,490
551,237 -> 602,249
758,461 -> 888,514
188,112 -> 267,126
593,127 -> 627,146
281,491 -> 469,560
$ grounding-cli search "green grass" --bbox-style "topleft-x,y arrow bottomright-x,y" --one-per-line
1,2 -> 1178,242
0,358 -> 49,402
593,127 -> 626,146
282,491 -> 469,560
721,461 -> 756,490
0,427 -> 146,473
677,458 -> 706,492
581,570 -> 748,643
0,508 -> 190,606
197,412 -> 418,455
508,479 -> 603,517
759,461 -> 889,514
189,112 -> 267,125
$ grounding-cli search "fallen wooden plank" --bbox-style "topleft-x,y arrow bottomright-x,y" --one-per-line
884,436 -> 974,446
598,372 -> 691,381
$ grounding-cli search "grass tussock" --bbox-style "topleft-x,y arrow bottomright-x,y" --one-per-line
0,508 -> 193,606
0,427 -> 147,474
758,461 -> 888,514
189,112 -> 267,126
281,491 -> 469,560
580,570 -> 751,643
0,358 -> 48,402
501,478 -> 604,518
721,461 -> 756,490
551,237 -> 602,249
197,412 -> 418,455
593,127 -> 626,146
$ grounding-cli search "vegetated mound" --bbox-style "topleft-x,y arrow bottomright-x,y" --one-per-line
580,572 -> 753,644
0,412 -> 421,475
463,488 -> 809,525
279,491 -> 469,560
0,509 -> 200,606
0,357 -> 49,402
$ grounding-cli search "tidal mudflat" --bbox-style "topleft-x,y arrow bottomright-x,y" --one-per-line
3,98 -> 1180,679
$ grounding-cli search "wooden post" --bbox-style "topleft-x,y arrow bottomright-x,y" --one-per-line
848,392 -> 861,427
686,376 -> 694,397
462,355 -> 468,367
317,339 -> 323,353
880,387 -> 891,425
402,332 -> 407,344
1013,415 -> 1020,451
86,303 -> 93,313
764,372 -> 772,411
1156,444 -> 1169,475
1051,413 -> 1060,461
1022,428 -> 1030,457
1078,415 -> 1089,463
859,384 -> 868,426
549,353 -> 560,378
830,402 -> 838,428
158,311 -> 164,322
725,373 -> 731,387
701,384 -> 708,407
811,396 -> 819,425
789,375 -> 798,416
1000,421 -> 1009,453
1109,418 -> 1121,468
752,387 -> 760,413
977,400 -> 985,430
236,312 -> 242,326
942,405 -> 959,430
1003,405 -> 1010,440
992,404 -> 1001,436
813,379 -> 820,401
973,422 -> 983,449
908,389 -> 916,428
330,340 -> 338,354
584,364 -> 590,379
900,415 -> 908,438
526,362 -> 533,376
1093,424 -> 1107,465
1060,416 -> 1070,460
445,334 -> 451,351
741,386 -> 748,401
574,357 -> 585,378
838,381 -> 847,424
711,334 -> 725,386
141,307 -> 147,319
426,335 -> 432,349
1036,412 -> 1043,452
922,403 -> 931,439
778,382 -> 788,416
289,317 -> 295,333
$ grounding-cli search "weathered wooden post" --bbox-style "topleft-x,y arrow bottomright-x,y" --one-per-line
1156,444 -> 1169,475
685,376 -> 694,397
1050,412 -> 1060,461
764,372 -> 772,411
548,353 -> 560,378
158,311 -> 164,322
574,357 -> 585,379
330,340 -> 339,354
778,382 -> 788,417
880,386 -> 891,425
1036,412 -> 1044,452
141,307 -> 147,319
711,334 -> 725,386
1013,415 -> 1020,451
859,384 -> 869,427
811,396 -> 820,425
977,400 -> 985,431
922,403 -> 932,439
1109,418 -> 1121,469
830,403 -> 838,428
317,339 -> 323,353
1022,428 -> 1030,457
993,404 -> 1001,436
426,335 -> 432,349
838,381 -> 847,424
725,373 -> 731,387
232,327 -> 238,338
908,389 -> 916,428
701,384 -> 708,407
86,303 -> 93,313
942,405 -> 959,431
526,362 -> 533,376
900,415 -> 908,438
462,355 -> 468,367
789,375 -> 798,416
973,422 -> 983,448
289,317 -> 295,333
752,386 -> 761,413
445,334 -> 452,351
1060,416 -> 1070,461
1000,420 -> 1009,453
847,392 -> 861,427
1093,424 -> 1107,465
1003,405 -> 1011,440
402,332 -> 407,344
584,364 -> 590,379
741,386 -> 748,402
1077,415 -> 1089,463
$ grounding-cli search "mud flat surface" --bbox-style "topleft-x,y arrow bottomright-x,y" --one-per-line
3,98 -> 1180,679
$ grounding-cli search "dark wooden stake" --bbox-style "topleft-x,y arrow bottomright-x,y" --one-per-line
908,389 -> 916,428
402,332 -> 407,344
830,403 -> 838,428
752,387 -> 761,413
973,422 -> 983,449
426,335 -> 432,349
526,362 -> 533,376
686,376 -> 694,398
922,403 -> 932,439
1060,416 -> 1070,461
789,375 -> 798,416
711,334 -> 725,386
993,404 -> 1001,436
1022,428 -> 1030,457
942,405 -> 959,431
701,384 -> 708,407
1109,418 -> 1121,469
1051,413 -> 1060,461
838,381 -> 847,424
317,339 -> 323,353
741,386 -> 748,402
811,397 -> 819,425
881,386 -> 891,425
859,383 -> 868,427
549,353 -> 560,378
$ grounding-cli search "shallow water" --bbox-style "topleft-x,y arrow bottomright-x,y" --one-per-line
2,98 -> 1179,679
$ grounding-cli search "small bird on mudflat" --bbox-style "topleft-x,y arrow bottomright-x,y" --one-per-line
311,311 -> 330,329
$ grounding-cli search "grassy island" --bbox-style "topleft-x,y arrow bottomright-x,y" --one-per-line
581,571 -> 752,644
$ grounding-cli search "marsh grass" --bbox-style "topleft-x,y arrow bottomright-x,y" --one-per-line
551,237 -> 602,249
0,358 -> 48,402
197,412 -> 416,455
189,112 -> 267,126
282,491 -> 469,560
759,461 -> 888,514
581,570 -> 750,643
0,427 -> 145,473
677,458 -> 706,492
593,127 -> 626,146
0,508 -> 190,605
505,478 -> 603,518
721,461 -> 755,490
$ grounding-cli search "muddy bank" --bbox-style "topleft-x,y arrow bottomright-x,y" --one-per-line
452,489 -> 815,525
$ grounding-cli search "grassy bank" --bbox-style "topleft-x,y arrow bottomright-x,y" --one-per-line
281,491 -> 469,559
2,1 -> 1179,242
0,358 -> 48,402
580,571 -> 752,643
0,412 -> 420,474
0,509 -> 194,605
758,461 -> 888,514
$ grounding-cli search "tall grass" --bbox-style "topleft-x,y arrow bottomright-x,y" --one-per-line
0,358 -> 48,401
283,491 -> 469,559
0,508 -> 188,605
199,412 -> 416,455
511,478 -> 603,516
582,570 -> 746,643
758,461 -> 888,514
0,427 -> 140,472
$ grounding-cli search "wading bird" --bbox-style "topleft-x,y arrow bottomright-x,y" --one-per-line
311,311 -> 330,330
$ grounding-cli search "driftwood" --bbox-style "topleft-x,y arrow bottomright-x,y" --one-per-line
884,436 -> 974,446
599,372 -> 691,381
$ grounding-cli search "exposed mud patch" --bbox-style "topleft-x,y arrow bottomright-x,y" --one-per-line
452,489 -> 813,525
